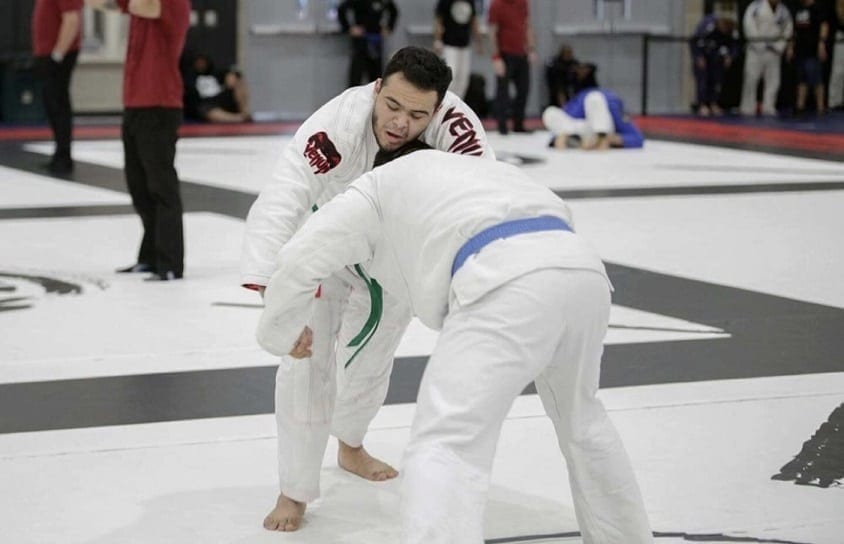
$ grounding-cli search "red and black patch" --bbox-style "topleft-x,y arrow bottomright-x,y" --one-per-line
304,131 -> 342,174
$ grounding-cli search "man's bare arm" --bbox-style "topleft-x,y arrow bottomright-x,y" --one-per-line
52,11 -> 81,61
128,0 -> 161,19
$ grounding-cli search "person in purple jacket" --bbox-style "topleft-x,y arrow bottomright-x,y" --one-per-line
541,63 -> 644,151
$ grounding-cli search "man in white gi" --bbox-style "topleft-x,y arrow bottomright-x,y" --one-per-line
256,144 -> 654,544
241,46 -> 494,531
740,0 -> 793,116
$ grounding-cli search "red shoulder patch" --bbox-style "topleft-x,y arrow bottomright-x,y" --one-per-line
304,131 -> 343,174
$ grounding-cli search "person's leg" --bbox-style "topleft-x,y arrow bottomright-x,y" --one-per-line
401,269 -> 580,544
121,109 -> 157,269
693,57 -> 709,114
132,108 -> 184,277
534,270 -> 652,543
828,32 -> 844,109
542,105 -> 588,135
265,276 -> 346,531
511,55 -> 530,131
348,39 -> 366,87
583,90 -> 615,135
445,46 -> 472,99
331,282 -> 411,479
740,50 -> 763,115
815,82 -> 826,114
52,51 -> 78,166
806,58 -> 825,113
35,57 -> 61,165
494,57 -> 512,133
369,39 -> 384,82
795,58 -> 808,112
761,51 -> 781,115
709,55 -> 725,114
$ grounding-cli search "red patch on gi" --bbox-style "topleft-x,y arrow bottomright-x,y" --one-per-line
304,131 -> 342,174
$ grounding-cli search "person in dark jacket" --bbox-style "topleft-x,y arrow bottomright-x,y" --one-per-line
338,0 -> 399,87
690,7 -> 739,116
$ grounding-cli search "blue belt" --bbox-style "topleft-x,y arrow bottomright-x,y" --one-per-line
451,215 -> 572,277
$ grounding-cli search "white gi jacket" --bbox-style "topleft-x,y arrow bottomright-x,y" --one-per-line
257,150 -> 609,356
241,83 -> 494,288
743,0 -> 793,55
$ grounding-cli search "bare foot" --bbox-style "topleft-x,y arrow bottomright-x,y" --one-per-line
263,493 -> 306,532
337,441 -> 398,481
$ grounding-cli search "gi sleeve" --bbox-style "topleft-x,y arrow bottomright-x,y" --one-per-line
256,183 -> 380,357
424,92 -> 496,159
240,108 -> 352,288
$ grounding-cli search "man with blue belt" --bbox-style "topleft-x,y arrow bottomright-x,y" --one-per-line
256,143 -> 653,543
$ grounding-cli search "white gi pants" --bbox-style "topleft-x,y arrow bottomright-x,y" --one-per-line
740,48 -> 782,115
442,45 -> 472,99
828,31 -> 844,109
274,271 -> 412,501
541,91 -> 615,137
401,268 -> 652,544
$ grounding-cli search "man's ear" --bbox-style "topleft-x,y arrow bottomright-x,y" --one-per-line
374,78 -> 383,96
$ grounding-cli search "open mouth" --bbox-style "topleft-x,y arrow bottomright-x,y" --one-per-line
385,130 -> 405,143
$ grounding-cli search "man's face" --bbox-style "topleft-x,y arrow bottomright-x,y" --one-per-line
372,73 -> 440,152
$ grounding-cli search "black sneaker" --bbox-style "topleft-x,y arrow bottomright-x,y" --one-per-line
47,158 -> 74,176
116,263 -> 155,273
144,270 -> 183,282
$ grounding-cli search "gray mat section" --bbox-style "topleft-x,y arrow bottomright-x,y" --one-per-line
2,264 -> 842,434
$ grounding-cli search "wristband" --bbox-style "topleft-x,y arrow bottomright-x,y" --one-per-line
51,50 -> 64,63
492,53 -> 502,61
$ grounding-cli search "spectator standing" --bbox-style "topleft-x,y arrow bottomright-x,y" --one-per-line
792,0 -> 830,114
433,0 -> 481,99
690,6 -> 740,116
545,43 -> 579,108
87,0 -> 191,281
31,0 -> 83,175
488,0 -> 537,134
338,0 -> 399,87
740,0 -> 793,116
828,0 -> 844,109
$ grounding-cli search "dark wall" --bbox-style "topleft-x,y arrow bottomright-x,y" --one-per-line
183,0 -> 239,71
0,0 -> 35,61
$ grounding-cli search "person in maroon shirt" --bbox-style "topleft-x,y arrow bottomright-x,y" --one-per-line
87,0 -> 191,281
31,0 -> 83,175
487,0 -> 537,134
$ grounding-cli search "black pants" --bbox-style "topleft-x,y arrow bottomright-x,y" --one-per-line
36,51 -> 78,164
348,37 -> 383,87
494,54 -> 530,131
122,108 -> 184,275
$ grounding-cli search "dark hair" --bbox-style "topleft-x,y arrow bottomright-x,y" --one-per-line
373,139 -> 433,167
574,63 -> 599,93
382,46 -> 453,106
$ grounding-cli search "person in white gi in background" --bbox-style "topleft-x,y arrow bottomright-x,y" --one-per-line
241,46 -> 494,531
256,143 -> 653,544
740,0 -> 793,116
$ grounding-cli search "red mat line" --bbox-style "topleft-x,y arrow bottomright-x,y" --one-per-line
0,121 -> 301,141
635,117 -> 843,154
